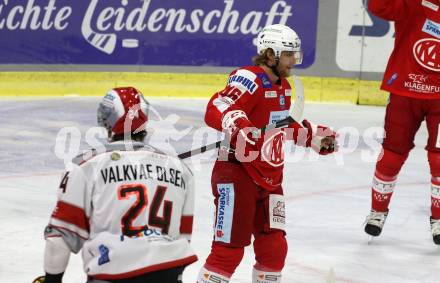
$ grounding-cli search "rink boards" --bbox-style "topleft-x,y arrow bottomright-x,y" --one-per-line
0,72 -> 389,105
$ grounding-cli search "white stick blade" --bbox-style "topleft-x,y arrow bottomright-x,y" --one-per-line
292,75 -> 305,122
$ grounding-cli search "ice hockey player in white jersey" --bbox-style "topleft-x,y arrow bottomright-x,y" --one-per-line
33,87 -> 197,283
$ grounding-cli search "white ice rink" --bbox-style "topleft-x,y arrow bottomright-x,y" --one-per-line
1,97 -> 439,283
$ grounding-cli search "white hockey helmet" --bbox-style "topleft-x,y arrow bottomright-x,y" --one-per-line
256,24 -> 303,65
97,87 -> 149,136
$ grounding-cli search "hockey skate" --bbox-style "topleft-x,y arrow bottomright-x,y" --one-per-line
430,217 -> 440,245
364,209 -> 388,237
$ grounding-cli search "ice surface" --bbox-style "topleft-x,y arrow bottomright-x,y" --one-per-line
0,97 -> 438,283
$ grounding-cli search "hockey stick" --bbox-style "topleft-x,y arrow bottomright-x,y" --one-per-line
177,76 -> 305,159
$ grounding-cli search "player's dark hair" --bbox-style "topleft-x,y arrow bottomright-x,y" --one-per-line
252,48 -> 275,66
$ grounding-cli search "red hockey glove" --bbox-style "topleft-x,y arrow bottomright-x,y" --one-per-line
302,119 -> 337,155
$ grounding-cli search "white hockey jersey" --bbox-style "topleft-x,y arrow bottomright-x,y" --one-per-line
45,141 -> 197,280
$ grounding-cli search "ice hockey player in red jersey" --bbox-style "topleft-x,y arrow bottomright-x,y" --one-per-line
196,24 -> 337,283
364,0 -> 440,245
33,87 -> 197,283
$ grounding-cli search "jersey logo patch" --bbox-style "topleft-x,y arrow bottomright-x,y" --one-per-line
228,75 -> 257,94
413,38 -> 440,72
98,244 -> 110,265
265,91 -> 277,98
227,69 -> 258,94
214,184 -> 234,244
279,94 -> 286,109
269,194 -> 285,230
285,89 -> 292,97
269,110 -> 289,124
257,73 -> 273,88
422,19 -> 440,39
422,0 -> 439,11
409,74 -> 428,84
387,73 -> 398,85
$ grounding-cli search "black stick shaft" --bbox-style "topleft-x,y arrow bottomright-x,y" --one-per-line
177,116 -> 295,159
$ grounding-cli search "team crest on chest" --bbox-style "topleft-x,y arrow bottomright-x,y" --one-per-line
413,38 -> 440,71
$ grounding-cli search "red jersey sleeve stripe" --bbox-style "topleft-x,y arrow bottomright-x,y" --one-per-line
51,201 -> 90,232
179,215 -> 193,234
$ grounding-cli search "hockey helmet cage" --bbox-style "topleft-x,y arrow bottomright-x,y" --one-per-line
98,87 -> 149,136
256,24 -> 303,65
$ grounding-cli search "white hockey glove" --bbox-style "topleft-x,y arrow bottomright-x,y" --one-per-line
221,109 -> 259,147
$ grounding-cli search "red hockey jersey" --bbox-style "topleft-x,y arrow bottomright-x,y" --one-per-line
205,66 -> 303,191
369,0 -> 440,98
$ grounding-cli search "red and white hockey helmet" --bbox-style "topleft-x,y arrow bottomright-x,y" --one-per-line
97,87 -> 149,136
256,24 -> 303,65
